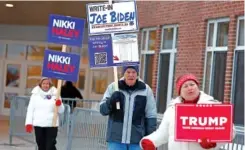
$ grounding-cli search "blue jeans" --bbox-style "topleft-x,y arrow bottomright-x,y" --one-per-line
108,142 -> 141,150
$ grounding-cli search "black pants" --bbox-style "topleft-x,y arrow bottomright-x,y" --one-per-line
34,126 -> 58,150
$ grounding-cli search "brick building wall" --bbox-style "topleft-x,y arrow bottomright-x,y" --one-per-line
137,1 -> 244,102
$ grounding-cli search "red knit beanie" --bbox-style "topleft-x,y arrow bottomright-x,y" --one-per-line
176,74 -> 199,95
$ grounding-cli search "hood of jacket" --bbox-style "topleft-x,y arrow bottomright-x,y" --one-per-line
31,86 -> 57,96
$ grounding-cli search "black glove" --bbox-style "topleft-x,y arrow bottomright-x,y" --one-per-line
107,91 -> 124,110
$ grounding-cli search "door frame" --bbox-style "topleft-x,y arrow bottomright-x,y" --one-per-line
0,59 -> 3,114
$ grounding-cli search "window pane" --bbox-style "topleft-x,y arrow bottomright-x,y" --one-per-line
51,79 -> 58,87
171,54 -> 176,96
162,28 -> 174,49
147,30 -> 157,51
81,46 -> 88,64
78,70 -> 85,90
0,43 -> 6,59
238,19 -> 244,46
27,45 -> 46,60
141,31 -> 147,50
4,93 -> 18,109
212,51 -> 227,101
92,70 -> 107,94
26,66 -> 42,88
175,28 -> 178,48
144,54 -> 154,87
204,52 -> 212,93
208,23 -> 214,46
6,64 -> 21,87
70,46 -> 81,54
27,66 -> 42,77
48,45 -> 62,51
7,44 -> 26,59
157,53 -> 170,113
26,78 -> 40,89
216,22 -> 229,47
233,51 -> 244,126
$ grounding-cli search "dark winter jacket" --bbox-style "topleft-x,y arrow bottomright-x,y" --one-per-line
100,79 -> 157,144
61,81 -> 83,109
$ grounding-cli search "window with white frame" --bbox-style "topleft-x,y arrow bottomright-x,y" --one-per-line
203,18 -> 230,101
232,16 -> 244,127
157,25 -> 178,113
140,28 -> 157,87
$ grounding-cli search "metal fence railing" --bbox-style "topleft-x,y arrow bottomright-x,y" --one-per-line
8,96 -> 100,150
66,108 -> 108,150
9,96 -> 35,146
220,129 -> 245,150
8,96 -> 244,150
9,96 -> 71,150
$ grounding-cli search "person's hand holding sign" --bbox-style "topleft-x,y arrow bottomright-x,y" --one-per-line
107,91 -> 124,111
199,138 -> 217,149
55,99 -> 62,106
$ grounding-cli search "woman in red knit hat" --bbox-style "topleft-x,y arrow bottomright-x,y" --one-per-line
140,74 -> 235,150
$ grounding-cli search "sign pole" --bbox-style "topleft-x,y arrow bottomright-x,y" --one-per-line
111,33 -> 120,110
108,0 -> 119,110
113,66 -> 120,110
52,44 -> 67,127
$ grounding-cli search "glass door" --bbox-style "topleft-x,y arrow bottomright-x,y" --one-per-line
88,68 -> 114,100
74,68 -> 88,98
70,44 -> 90,100
2,61 -> 25,115
25,63 -> 43,96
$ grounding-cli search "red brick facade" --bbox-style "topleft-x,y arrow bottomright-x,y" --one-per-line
137,1 -> 244,102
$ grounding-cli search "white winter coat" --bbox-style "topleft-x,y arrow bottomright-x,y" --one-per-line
25,86 -> 65,127
140,91 -> 236,150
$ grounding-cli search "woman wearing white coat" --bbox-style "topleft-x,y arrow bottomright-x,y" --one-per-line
140,74 -> 235,150
25,77 -> 65,150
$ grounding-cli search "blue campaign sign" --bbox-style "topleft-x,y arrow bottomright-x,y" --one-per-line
88,34 -> 140,68
42,49 -> 80,82
88,34 -> 113,68
47,14 -> 85,47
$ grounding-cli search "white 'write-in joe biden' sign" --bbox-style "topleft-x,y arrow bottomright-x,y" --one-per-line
86,1 -> 138,35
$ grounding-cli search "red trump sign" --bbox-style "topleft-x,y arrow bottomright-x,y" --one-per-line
175,104 -> 233,142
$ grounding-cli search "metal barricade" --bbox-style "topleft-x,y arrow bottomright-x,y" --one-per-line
9,96 -> 244,150
62,99 -> 101,112
9,96 -> 71,150
220,129 -> 244,150
9,96 -> 36,146
66,107 -> 244,150
66,108 -> 108,150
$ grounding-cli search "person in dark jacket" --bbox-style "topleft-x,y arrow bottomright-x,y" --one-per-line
100,65 -> 157,150
61,81 -> 83,111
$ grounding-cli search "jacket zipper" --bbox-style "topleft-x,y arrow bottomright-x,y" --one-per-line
124,88 -> 142,143
125,92 -> 131,143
